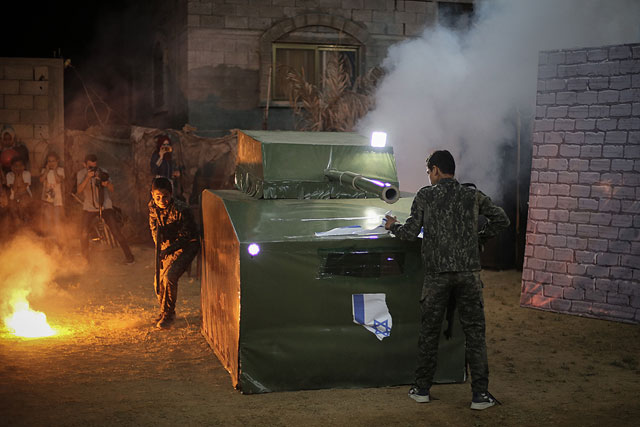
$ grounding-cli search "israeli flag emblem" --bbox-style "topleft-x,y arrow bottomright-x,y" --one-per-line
352,293 -> 392,341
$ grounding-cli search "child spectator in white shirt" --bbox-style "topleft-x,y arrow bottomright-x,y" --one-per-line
39,151 -> 65,242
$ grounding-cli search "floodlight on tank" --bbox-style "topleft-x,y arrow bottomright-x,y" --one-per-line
370,131 -> 387,147
248,243 -> 260,256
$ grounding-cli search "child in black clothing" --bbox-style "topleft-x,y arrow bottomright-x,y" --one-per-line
149,177 -> 199,329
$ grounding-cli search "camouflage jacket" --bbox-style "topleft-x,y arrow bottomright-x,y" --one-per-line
390,178 -> 510,273
149,198 -> 199,254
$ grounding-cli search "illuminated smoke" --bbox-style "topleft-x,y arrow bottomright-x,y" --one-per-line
359,0 -> 640,197
0,234 -> 60,337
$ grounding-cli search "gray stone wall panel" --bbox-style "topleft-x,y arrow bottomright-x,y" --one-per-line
523,44 -> 640,323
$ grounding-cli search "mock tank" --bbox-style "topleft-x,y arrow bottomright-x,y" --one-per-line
201,130 -> 465,393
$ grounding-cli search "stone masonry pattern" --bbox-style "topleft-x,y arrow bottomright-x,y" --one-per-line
0,63 -> 50,141
184,0 -> 443,104
521,43 -> 640,324
177,0 -> 462,130
186,0 -> 435,37
184,0 -> 438,74
0,58 -> 64,174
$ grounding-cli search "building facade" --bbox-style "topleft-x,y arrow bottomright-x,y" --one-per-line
131,0 -> 473,135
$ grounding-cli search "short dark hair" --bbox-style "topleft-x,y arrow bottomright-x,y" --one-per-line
10,156 -> 24,166
155,134 -> 172,152
46,151 -> 60,161
42,151 -> 60,169
151,177 -> 173,193
426,150 -> 455,175
85,154 -> 98,163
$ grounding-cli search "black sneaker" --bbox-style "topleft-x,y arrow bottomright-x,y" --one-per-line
471,391 -> 500,410
408,386 -> 430,403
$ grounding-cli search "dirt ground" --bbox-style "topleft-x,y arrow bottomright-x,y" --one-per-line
1,241 -> 639,427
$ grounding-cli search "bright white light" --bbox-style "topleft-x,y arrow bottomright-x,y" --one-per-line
5,300 -> 56,338
364,208 -> 382,227
248,243 -> 260,256
371,131 -> 387,147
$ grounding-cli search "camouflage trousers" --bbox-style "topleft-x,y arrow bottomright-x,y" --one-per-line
415,271 -> 489,393
155,241 -> 199,318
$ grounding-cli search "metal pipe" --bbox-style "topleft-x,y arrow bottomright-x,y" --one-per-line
324,169 -> 399,204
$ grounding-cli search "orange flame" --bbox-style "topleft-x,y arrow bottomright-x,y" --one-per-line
4,294 -> 56,338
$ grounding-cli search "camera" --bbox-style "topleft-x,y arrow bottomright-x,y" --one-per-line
89,166 -> 110,182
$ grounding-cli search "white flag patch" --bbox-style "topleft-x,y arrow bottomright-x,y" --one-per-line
352,293 -> 392,341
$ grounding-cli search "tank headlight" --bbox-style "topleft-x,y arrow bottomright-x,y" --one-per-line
248,243 -> 260,256
371,131 -> 387,147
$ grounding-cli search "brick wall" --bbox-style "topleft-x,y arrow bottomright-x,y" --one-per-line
177,0 -> 457,132
186,0 -> 437,69
0,58 -> 64,174
521,43 -> 640,324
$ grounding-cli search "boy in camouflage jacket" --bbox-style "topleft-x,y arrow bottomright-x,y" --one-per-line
385,150 -> 509,410
149,177 -> 200,329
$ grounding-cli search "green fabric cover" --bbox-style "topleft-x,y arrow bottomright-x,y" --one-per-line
201,190 -> 466,393
235,130 -> 399,200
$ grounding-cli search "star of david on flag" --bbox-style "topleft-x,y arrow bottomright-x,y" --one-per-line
352,293 -> 392,341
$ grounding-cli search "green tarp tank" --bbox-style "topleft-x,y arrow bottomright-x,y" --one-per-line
201,190 -> 466,393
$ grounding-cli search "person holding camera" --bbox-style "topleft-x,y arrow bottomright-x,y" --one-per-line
150,134 -> 183,199
77,154 -> 134,264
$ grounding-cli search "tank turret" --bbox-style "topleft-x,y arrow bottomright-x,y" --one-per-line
233,130 -> 400,201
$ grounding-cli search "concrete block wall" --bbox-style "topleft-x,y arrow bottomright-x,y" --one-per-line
185,0 -> 438,78
180,0 -> 467,132
0,58 -> 64,174
521,43 -> 640,324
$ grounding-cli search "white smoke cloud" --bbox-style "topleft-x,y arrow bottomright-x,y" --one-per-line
359,0 -> 640,197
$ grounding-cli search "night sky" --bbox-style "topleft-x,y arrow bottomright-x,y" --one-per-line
0,1 -> 125,62
1,1 -> 143,129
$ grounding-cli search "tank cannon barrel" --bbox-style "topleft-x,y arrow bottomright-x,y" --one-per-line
324,169 -> 399,204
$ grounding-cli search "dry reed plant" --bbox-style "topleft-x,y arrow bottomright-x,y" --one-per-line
285,52 -> 383,131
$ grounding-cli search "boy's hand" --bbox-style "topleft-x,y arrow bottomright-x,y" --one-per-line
159,247 -> 174,258
384,215 -> 397,230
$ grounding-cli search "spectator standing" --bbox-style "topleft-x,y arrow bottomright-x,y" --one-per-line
39,151 -> 65,243
1,125 -> 30,175
0,167 -> 9,235
77,154 -> 134,264
6,157 -> 33,228
150,134 -> 183,196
